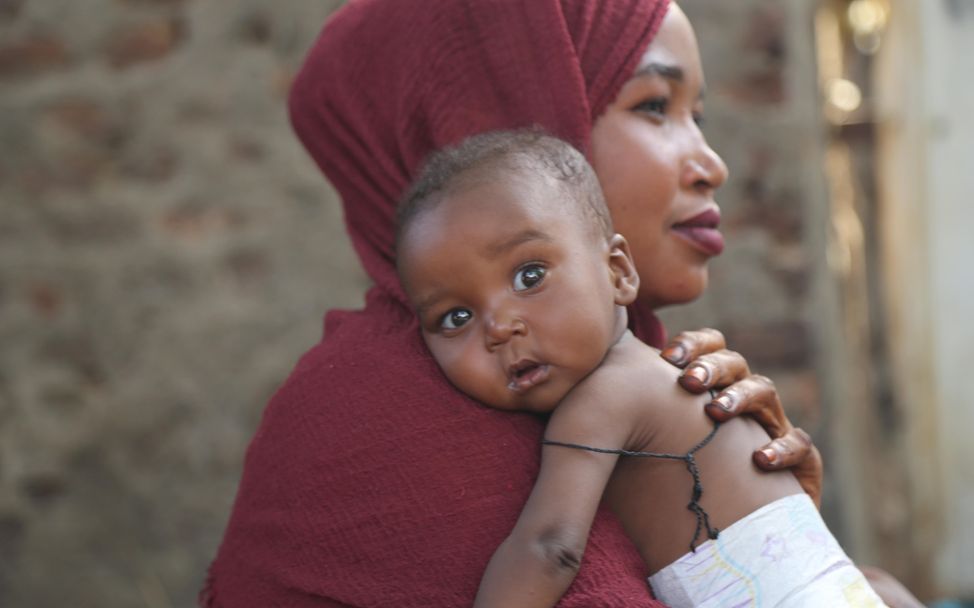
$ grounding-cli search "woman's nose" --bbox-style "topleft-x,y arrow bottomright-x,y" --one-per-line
681,134 -> 729,194
484,312 -> 527,350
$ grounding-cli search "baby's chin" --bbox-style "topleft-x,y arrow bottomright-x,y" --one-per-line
473,388 -> 566,415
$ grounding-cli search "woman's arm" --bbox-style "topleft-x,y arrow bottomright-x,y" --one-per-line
660,328 -> 824,506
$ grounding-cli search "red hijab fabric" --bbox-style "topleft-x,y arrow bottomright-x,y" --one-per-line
204,0 -> 670,606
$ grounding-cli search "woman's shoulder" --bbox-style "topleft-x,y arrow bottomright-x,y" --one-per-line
209,299 -> 655,607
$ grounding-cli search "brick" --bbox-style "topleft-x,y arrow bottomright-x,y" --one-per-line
724,72 -> 786,105
0,32 -> 69,79
28,283 -> 63,319
45,204 -> 141,244
19,472 -> 67,507
238,11 -> 272,45
228,135 -> 265,162
743,4 -> 787,62
721,4 -> 788,105
225,248 -> 270,287
118,145 -> 178,182
104,18 -> 185,69
44,99 -> 109,140
38,332 -> 105,385
161,202 -> 246,240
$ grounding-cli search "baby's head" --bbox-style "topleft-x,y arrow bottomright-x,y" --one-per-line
397,130 -> 639,412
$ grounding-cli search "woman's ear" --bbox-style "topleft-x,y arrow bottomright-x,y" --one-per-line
607,234 -> 639,306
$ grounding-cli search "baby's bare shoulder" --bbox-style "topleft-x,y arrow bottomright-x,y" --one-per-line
551,334 -> 709,450
566,336 -> 685,416
600,336 -> 681,389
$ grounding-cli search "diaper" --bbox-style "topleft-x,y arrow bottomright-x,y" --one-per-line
648,493 -> 888,607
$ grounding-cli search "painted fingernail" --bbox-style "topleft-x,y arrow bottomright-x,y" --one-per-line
661,344 -> 688,366
760,448 -> 778,465
713,392 -> 735,412
683,363 -> 710,385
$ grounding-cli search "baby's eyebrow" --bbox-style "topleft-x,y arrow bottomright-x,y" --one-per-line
413,290 -> 445,319
483,229 -> 552,257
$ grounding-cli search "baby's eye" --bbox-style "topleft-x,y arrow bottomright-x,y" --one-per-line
440,308 -> 473,330
513,264 -> 546,292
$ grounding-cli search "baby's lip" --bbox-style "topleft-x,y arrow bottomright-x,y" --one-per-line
507,359 -> 550,394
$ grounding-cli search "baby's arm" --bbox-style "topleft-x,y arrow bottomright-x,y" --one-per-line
474,386 -> 632,608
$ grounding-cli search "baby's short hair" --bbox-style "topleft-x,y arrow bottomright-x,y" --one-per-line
396,129 -> 613,251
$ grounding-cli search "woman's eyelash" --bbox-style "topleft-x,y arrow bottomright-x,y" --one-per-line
634,97 -> 668,114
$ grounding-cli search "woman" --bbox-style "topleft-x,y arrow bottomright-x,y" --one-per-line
203,1 -> 824,606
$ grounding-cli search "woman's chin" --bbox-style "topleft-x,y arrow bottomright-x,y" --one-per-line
639,271 -> 709,309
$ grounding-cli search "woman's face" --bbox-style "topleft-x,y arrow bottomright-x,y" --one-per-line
591,3 -> 728,309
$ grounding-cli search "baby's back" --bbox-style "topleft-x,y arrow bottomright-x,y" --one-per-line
576,335 -> 803,574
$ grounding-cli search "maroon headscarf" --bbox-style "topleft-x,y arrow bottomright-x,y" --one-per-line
204,0 -> 670,606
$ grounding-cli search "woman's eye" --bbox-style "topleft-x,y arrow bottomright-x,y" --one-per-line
634,96 -> 668,117
692,111 -> 705,127
440,308 -> 472,330
513,265 -> 546,292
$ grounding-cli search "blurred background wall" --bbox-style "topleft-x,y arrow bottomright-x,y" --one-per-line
0,0 -> 969,606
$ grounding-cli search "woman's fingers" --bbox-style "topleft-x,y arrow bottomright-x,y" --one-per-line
704,374 -> 788,437
660,328 -> 726,367
669,332 -> 826,506
677,349 -> 751,393
752,429 -> 822,507
703,374 -> 825,507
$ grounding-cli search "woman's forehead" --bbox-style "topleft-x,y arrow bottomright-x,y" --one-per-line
634,3 -> 703,84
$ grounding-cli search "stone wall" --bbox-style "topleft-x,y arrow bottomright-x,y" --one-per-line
0,1 -> 850,606
0,1 -> 362,606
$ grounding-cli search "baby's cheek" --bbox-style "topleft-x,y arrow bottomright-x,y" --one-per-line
428,341 -> 466,386
564,305 -> 617,368
438,341 -> 498,404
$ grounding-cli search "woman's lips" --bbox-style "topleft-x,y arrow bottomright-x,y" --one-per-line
507,361 -> 550,394
671,208 -> 725,257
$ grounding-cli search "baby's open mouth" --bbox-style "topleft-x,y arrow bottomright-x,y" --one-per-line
507,360 -> 550,393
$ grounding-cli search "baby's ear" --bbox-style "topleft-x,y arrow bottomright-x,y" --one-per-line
607,234 -> 639,306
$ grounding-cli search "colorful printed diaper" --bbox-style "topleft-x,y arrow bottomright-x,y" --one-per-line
649,493 -> 888,607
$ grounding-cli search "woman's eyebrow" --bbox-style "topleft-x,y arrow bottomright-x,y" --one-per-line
634,62 -> 684,82
632,61 -> 706,101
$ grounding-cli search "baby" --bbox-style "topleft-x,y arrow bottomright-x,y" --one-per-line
396,130 -> 886,607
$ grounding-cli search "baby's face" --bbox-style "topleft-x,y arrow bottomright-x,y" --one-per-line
398,173 -> 631,413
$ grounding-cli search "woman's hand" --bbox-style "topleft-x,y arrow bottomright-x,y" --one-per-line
660,328 -> 823,507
